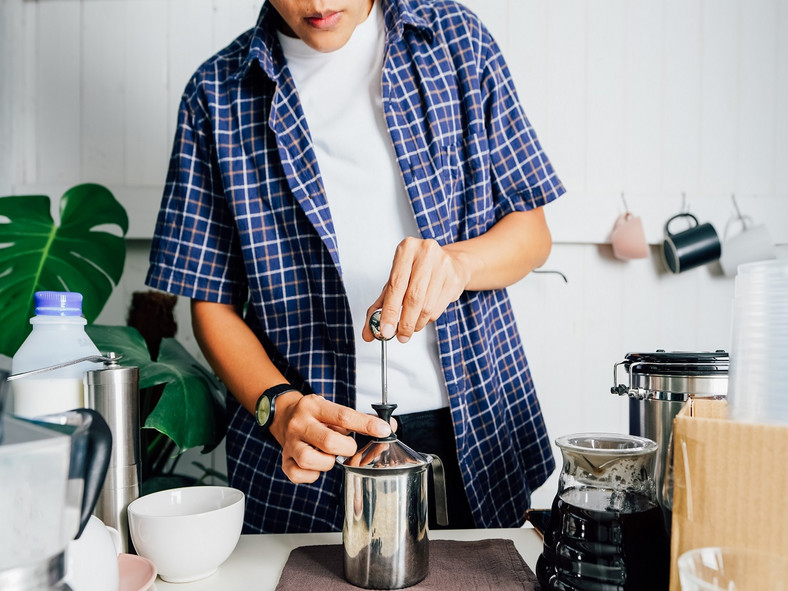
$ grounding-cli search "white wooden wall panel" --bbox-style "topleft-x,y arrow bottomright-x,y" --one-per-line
82,1 -> 126,184
35,1 -> 82,185
586,0 -> 625,194
778,2 -> 788,194
699,0 -> 739,195
622,1 -> 663,197
211,1 -> 259,51
125,1 -> 170,188
546,1 -> 588,195
506,0 -> 549,135
0,2 -> 20,193
20,2 -> 39,185
166,0 -> 213,148
662,0 -> 703,198
738,0 -> 778,196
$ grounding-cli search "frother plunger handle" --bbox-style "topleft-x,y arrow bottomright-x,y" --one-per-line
369,310 -> 397,429
369,309 -> 395,406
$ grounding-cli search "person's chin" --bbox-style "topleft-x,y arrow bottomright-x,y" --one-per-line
303,30 -> 353,53
296,13 -> 354,52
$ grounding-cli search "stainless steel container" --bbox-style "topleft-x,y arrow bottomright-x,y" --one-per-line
85,352 -> 140,553
337,436 -> 448,590
611,350 -> 728,515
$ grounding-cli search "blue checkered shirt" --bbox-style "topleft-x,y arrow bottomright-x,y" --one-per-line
147,0 -> 564,533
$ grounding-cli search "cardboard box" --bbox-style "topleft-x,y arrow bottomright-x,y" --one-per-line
669,398 -> 788,590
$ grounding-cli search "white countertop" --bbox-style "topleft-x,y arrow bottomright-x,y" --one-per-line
154,526 -> 543,590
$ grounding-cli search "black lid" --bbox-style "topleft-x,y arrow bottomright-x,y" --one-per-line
623,350 -> 728,376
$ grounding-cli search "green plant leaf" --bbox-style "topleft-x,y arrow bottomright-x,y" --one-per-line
0,184 -> 128,357
83,324 -> 151,366
144,338 -> 226,453
86,325 -> 226,454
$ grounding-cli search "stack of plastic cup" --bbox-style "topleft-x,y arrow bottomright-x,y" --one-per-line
727,259 -> 788,424
678,547 -> 788,590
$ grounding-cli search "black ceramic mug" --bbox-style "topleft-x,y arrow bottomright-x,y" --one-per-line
662,213 -> 721,274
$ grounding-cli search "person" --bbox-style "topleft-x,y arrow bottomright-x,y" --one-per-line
146,0 -> 565,534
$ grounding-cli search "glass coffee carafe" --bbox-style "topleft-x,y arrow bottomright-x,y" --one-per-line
536,433 -> 670,591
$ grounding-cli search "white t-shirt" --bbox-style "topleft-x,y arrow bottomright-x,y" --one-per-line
277,2 -> 449,414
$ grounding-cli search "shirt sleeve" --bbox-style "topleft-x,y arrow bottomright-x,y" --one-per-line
146,83 -> 248,305
476,24 -> 565,217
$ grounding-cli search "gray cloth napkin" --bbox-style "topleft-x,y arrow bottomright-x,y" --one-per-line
275,538 -> 538,590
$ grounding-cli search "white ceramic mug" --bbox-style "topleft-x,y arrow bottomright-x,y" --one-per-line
719,217 -> 776,277
611,212 -> 649,260
65,515 -> 121,591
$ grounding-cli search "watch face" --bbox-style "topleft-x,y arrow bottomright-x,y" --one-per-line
256,396 -> 271,426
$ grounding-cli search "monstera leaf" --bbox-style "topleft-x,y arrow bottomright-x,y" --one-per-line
86,325 -> 226,453
0,184 -> 128,357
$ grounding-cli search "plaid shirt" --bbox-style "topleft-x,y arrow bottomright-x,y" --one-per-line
147,0 -> 564,533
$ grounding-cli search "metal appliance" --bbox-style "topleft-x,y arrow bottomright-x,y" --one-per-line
611,350 -> 728,515
337,311 -> 449,589
85,352 -> 140,553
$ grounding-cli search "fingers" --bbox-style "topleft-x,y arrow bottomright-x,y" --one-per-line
376,238 -> 465,344
362,295 -> 385,342
314,397 -> 391,439
396,241 -> 445,342
276,395 -> 392,484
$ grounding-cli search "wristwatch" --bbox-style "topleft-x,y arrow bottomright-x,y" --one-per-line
255,384 -> 297,430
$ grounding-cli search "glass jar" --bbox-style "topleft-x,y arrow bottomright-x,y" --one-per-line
536,433 -> 670,591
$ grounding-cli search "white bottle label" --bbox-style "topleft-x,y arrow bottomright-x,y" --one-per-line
12,378 -> 84,418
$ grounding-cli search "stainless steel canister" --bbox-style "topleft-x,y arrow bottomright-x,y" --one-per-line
611,350 -> 728,516
337,437 -> 449,590
84,352 -> 140,553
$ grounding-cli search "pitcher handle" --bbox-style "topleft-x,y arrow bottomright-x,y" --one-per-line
26,408 -> 113,539
73,409 -> 112,539
428,454 -> 450,527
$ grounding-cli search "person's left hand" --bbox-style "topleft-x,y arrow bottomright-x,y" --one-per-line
362,237 -> 472,344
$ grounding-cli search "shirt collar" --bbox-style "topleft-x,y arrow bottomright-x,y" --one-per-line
231,0 -> 435,82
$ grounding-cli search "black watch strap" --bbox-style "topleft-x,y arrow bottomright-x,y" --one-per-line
255,383 -> 297,430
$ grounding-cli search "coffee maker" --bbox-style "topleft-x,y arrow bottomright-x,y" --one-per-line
0,404 -> 111,590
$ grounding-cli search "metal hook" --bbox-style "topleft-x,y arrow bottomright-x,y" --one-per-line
532,269 -> 569,283
620,192 -> 629,213
731,194 -> 748,230
681,192 -> 688,213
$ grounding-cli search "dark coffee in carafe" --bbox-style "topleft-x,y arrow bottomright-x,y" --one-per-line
535,433 -> 669,591
536,488 -> 669,590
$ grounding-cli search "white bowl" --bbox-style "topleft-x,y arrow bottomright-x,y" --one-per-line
127,486 -> 244,583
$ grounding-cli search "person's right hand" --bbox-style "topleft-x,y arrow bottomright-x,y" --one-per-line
268,391 -> 392,484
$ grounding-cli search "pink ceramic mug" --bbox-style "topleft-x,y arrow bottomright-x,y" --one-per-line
611,213 -> 649,260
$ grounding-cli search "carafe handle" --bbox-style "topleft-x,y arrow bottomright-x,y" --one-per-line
426,454 -> 449,527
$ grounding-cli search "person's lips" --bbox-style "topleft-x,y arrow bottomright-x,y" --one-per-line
305,11 -> 342,30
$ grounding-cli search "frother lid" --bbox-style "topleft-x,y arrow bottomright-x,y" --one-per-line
338,436 -> 430,472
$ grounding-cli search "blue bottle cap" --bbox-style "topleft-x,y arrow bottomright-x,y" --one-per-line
34,291 -> 84,316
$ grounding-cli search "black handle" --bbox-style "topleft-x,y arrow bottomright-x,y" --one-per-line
72,408 -> 113,539
664,213 -> 699,237
371,403 -> 397,441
